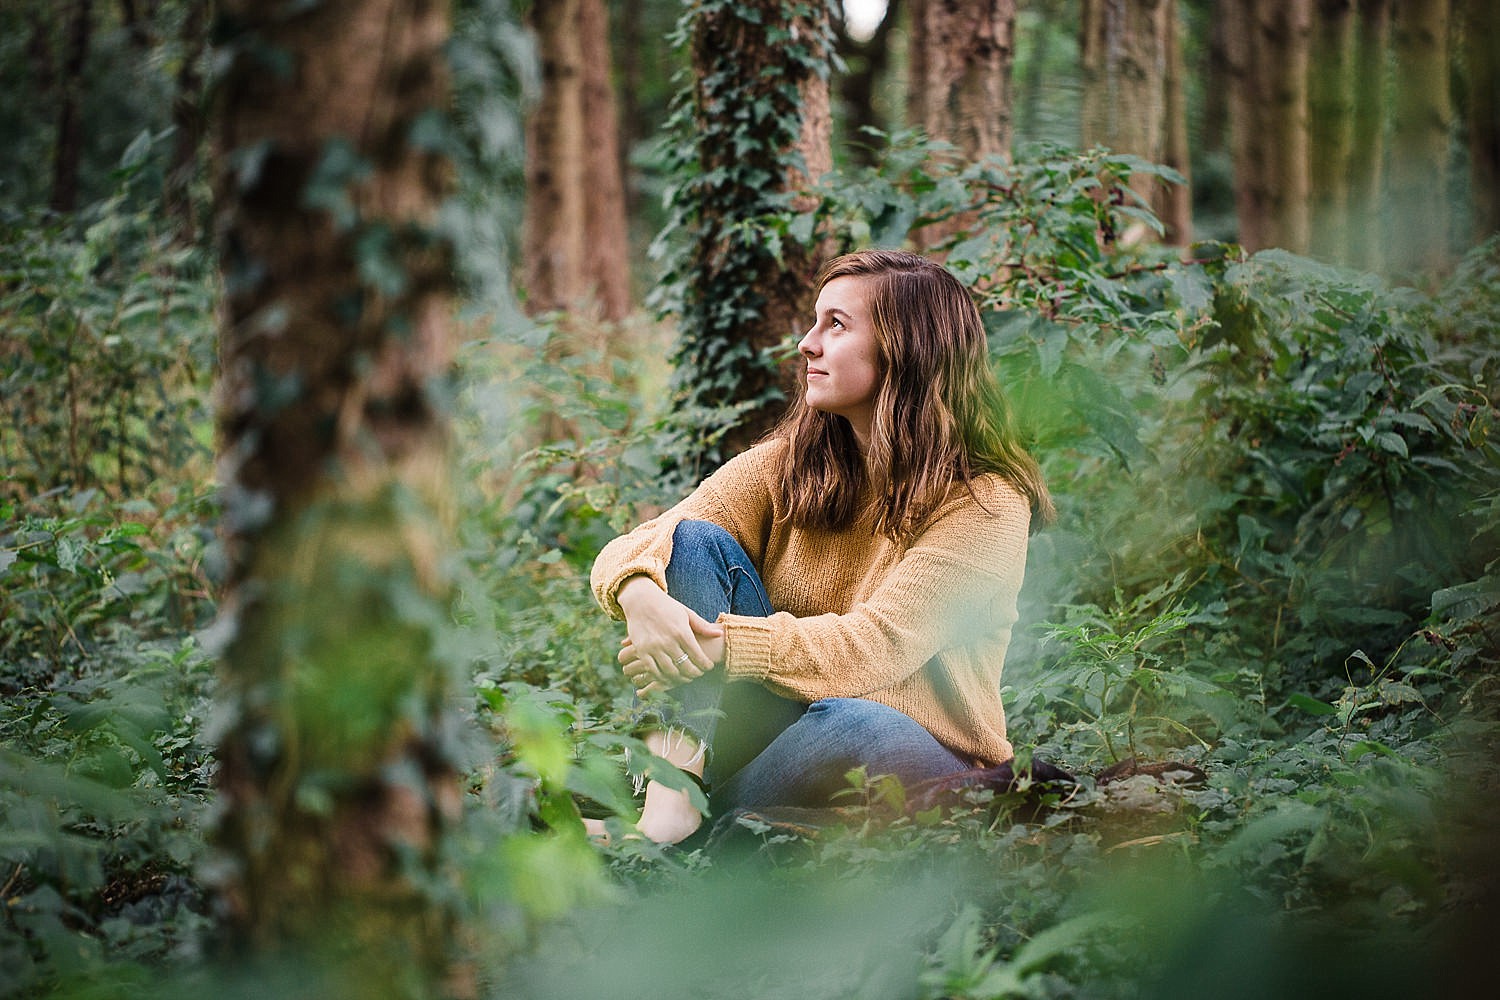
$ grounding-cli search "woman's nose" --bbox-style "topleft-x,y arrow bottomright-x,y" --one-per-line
799,329 -> 818,355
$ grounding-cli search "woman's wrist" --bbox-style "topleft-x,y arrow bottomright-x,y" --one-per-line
616,574 -> 661,614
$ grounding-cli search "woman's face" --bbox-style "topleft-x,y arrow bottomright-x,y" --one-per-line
799,275 -> 882,444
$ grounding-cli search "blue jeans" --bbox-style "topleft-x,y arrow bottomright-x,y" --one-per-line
658,520 -> 968,811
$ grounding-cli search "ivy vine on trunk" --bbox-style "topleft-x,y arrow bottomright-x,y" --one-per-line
653,0 -> 836,481
211,1 -> 466,994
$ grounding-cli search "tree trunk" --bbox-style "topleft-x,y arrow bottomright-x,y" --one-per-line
1465,0 -> 1500,238
1309,0 -> 1358,263
1227,0 -> 1312,252
521,0 -> 631,319
1202,0 -> 1232,155
212,1 -> 464,991
522,0 -> 588,314
165,0 -> 208,243
579,0 -> 631,322
1348,0 -> 1391,269
1080,0 -> 1190,244
909,0 -> 1016,160
671,0 -> 835,473
1080,0 -> 1168,163
49,0 -> 93,214
1157,0 -> 1193,244
1389,0 -> 1452,275
905,0 -> 1015,249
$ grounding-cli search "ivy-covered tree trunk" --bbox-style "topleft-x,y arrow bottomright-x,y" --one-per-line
667,0 -> 835,473
212,1 -> 464,994
1389,0 -> 1453,274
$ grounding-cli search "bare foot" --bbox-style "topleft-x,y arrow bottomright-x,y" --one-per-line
584,730 -> 707,846
635,776 -> 704,844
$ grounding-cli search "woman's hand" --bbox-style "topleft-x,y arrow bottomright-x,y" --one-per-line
617,575 -> 724,695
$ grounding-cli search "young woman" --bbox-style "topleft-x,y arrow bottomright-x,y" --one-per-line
588,249 -> 1054,844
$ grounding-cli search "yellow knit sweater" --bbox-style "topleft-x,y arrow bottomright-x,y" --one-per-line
590,438 -> 1032,766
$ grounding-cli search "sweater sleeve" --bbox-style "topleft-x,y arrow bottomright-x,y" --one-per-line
719,477 -> 1030,700
589,442 -> 780,619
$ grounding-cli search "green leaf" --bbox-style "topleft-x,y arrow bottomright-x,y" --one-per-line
1288,693 -> 1337,716
1372,431 -> 1408,457
120,129 -> 153,170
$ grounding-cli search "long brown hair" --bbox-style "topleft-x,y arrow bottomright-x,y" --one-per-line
772,249 -> 1055,541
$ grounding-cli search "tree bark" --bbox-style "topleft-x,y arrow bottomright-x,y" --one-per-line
1348,0 -> 1391,269
908,0 -> 1016,160
673,0 -> 834,470
579,0 -> 631,322
1465,0 -> 1500,238
49,0 -> 93,214
1389,0 -> 1452,274
1080,0 -> 1190,244
1080,0 -> 1168,164
212,1 -> 463,990
165,0 -> 209,243
904,0 -> 1015,249
1201,0 -> 1231,155
521,0 -> 631,319
1157,0 -> 1193,244
521,0 -> 588,314
1227,0 -> 1312,252
1309,0 -> 1358,263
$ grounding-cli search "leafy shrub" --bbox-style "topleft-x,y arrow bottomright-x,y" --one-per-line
0,487 -> 219,996
0,174 -> 217,502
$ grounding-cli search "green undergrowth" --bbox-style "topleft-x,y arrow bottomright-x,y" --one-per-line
3,143 -> 1498,997
478,144 -> 1499,995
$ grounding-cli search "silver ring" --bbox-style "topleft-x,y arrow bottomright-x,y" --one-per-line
672,653 -> 690,665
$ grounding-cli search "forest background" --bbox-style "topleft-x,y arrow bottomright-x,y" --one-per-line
1,1 -> 1497,998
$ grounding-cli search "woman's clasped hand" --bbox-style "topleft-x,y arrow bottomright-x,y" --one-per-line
616,574 -> 724,695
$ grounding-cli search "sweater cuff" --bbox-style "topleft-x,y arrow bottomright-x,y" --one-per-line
721,614 -> 773,681
597,564 -> 668,620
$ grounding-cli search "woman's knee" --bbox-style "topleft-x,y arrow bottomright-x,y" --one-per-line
804,697 -> 918,738
671,518 -> 735,553
665,520 -> 751,618
803,698 -> 966,777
